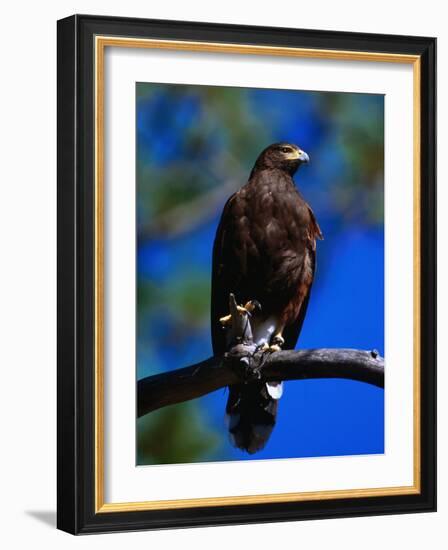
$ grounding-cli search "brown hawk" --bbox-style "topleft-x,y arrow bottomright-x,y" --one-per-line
211,142 -> 322,453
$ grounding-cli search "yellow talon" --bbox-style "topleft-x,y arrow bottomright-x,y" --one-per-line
220,302 -> 257,327
269,344 -> 282,352
272,333 -> 285,347
219,314 -> 232,326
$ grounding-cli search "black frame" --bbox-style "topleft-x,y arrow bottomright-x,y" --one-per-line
57,14 -> 436,534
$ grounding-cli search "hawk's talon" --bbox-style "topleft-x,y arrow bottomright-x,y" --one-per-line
272,334 -> 285,347
257,342 -> 281,353
268,344 -> 282,352
219,314 -> 232,326
258,342 -> 270,352
219,301 -> 259,327
244,300 -> 262,315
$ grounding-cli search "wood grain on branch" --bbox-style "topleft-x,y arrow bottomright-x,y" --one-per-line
137,348 -> 384,418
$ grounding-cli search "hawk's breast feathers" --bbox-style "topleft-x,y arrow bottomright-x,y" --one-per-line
212,157 -> 322,356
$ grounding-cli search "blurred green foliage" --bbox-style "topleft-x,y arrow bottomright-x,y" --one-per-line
137,402 -> 221,465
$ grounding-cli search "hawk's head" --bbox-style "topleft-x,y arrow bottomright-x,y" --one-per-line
253,142 -> 309,175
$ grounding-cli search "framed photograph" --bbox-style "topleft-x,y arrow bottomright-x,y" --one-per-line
57,14 -> 436,534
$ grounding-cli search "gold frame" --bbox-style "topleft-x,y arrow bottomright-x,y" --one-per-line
94,36 -> 421,513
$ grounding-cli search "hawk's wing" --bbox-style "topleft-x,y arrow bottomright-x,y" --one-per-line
283,205 -> 323,350
282,249 -> 315,350
211,193 -> 238,356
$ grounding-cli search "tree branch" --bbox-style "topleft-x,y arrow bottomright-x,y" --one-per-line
138,295 -> 384,418
137,348 -> 384,418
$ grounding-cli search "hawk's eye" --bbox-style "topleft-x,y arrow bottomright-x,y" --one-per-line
281,147 -> 291,153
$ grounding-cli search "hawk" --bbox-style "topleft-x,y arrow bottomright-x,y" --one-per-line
211,142 -> 322,454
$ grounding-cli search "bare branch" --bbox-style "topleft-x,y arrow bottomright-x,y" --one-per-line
137,348 -> 384,418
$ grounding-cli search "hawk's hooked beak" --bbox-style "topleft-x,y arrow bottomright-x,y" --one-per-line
297,149 -> 310,164
285,149 -> 310,164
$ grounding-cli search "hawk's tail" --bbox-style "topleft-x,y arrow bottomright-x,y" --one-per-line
225,381 -> 283,454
